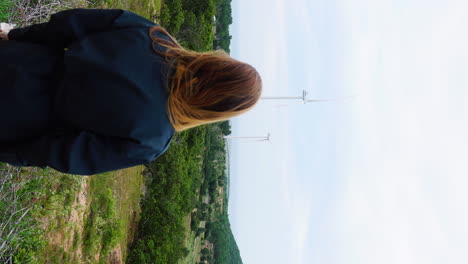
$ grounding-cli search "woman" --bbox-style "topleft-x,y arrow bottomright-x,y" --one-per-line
0,8 -> 262,175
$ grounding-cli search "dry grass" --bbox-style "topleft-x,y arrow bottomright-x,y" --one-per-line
8,0 -> 89,26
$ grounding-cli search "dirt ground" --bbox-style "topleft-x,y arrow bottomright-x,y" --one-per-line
41,178 -> 91,262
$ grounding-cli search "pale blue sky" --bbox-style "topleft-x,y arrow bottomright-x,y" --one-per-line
228,0 -> 468,263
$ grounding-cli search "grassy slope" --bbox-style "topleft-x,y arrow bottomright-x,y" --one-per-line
29,165 -> 144,264
110,166 -> 144,260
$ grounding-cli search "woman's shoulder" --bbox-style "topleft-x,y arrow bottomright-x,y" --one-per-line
112,9 -> 159,29
149,26 -> 176,43
149,26 -> 179,57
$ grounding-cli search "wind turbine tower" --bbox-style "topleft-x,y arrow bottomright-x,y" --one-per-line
224,133 -> 271,142
262,90 -> 354,105
261,90 -> 309,101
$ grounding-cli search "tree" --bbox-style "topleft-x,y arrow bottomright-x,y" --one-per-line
166,0 -> 185,34
219,121 -> 231,135
159,4 -> 171,26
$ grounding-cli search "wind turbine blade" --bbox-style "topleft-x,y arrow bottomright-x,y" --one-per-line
305,94 -> 360,103
305,99 -> 336,102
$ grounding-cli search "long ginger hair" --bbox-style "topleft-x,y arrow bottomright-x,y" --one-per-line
149,26 -> 262,132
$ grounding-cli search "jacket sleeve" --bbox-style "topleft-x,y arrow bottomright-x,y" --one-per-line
8,8 -> 126,49
12,129 -> 157,175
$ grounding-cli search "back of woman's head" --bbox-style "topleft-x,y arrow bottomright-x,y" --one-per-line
149,27 -> 262,132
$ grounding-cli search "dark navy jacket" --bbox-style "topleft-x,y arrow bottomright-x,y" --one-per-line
3,9 -> 175,175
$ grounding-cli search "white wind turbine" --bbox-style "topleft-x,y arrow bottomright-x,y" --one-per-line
224,133 -> 271,142
262,90 -> 357,107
